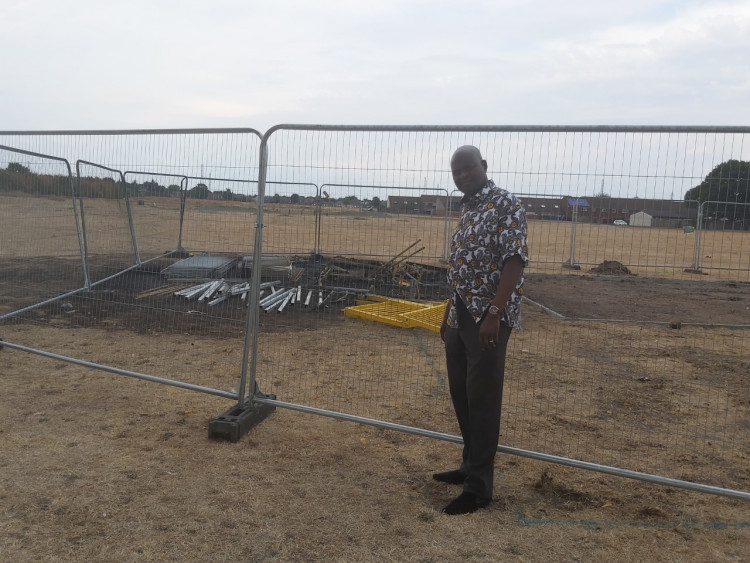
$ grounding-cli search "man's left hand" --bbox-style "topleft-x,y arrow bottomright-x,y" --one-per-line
479,314 -> 501,350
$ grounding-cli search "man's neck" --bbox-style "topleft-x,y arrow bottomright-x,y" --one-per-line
461,179 -> 491,202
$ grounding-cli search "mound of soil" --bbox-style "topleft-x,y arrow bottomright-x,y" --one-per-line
589,260 -> 633,275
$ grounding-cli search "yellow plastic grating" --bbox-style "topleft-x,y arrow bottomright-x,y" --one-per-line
361,295 -> 422,305
401,302 -> 448,333
343,300 -> 430,328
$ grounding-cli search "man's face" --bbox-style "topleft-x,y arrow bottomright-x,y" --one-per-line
451,151 -> 488,196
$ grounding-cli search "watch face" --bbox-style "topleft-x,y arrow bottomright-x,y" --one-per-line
489,306 -> 500,315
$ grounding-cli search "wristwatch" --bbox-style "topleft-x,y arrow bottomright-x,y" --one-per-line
488,305 -> 501,316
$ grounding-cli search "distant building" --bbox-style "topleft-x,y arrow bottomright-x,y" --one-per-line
568,197 -> 633,224
523,196 -> 567,221
639,201 -> 697,228
386,194 -> 462,216
382,192 -> 703,228
520,195 -> 698,227
387,195 -> 421,214
629,211 -> 652,227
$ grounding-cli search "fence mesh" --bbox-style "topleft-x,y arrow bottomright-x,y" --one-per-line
0,147 -> 84,317
0,126 -> 748,497
0,131 -> 262,388
255,126 -> 749,494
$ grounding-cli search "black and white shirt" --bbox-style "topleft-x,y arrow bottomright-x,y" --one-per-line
447,180 -> 529,329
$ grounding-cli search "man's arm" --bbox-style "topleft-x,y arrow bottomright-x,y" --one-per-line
478,255 -> 525,349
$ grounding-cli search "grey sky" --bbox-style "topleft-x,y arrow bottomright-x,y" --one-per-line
2,0 -> 749,131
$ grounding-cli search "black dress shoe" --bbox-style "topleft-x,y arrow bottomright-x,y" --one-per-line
432,470 -> 466,485
442,491 -> 491,515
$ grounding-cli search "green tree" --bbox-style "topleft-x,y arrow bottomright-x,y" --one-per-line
685,159 -> 750,221
271,193 -> 281,204
7,162 -> 31,174
191,183 -> 210,199
371,196 -> 381,211
290,193 -> 300,204
142,179 -> 164,195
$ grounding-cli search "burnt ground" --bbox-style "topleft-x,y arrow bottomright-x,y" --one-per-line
0,254 -> 446,337
1,255 -> 749,336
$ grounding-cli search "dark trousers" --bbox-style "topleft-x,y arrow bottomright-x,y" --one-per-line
444,297 -> 512,500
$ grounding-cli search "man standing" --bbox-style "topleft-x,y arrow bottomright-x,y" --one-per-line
436,145 -> 528,515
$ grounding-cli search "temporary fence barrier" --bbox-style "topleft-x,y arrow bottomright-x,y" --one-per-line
248,125 -> 750,502
1,125 -> 748,502
1,129 -> 263,399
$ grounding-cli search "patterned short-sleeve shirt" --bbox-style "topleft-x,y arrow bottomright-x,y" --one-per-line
447,180 -> 529,329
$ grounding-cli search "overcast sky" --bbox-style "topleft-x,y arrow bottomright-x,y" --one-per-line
1,0 -> 748,132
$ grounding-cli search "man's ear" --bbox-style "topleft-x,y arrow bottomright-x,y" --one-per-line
481,160 -> 488,171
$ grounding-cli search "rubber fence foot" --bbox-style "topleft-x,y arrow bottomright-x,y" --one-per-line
208,392 -> 276,442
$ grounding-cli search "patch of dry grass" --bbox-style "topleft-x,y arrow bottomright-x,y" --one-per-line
2,194 -> 749,282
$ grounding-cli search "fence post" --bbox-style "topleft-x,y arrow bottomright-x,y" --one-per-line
688,200 -> 704,273
564,200 -> 579,269
442,189 -> 451,261
208,132 -> 275,442
315,186 -> 323,255
122,174 -> 142,266
177,177 -> 188,252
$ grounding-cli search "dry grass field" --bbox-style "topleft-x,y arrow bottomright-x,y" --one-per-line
2,193 -> 749,281
2,319 -> 749,562
1,193 -> 749,561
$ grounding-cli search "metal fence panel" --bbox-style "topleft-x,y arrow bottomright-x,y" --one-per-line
75,161 -> 140,283
0,145 -> 86,318
0,126 -> 748,500
0,130 -> 262,396
251,125 -> 749,498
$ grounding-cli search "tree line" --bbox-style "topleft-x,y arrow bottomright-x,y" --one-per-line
6,158 -> 745,217
0,163 -> 242,200
0,163 -> 382,207
684,160 -> 750,221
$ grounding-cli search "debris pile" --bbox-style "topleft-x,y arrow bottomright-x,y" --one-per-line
162,255 -> 237,279
174,279 -> 270,306
315,240 -> 445,301
589,260 -> 634,276
173,279 -> 370,313
160,240 -> 449,315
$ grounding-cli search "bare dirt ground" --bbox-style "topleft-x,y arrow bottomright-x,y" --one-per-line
2,322 -> 749,563
524,274 -> 750,325
2,194 -> 749,561
2,276 -> 749,562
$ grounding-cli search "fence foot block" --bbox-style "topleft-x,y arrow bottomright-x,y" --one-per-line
208,394 -> 276,443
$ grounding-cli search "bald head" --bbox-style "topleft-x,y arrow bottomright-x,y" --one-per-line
451,145 -> 483,162
451,145 -> 488,196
